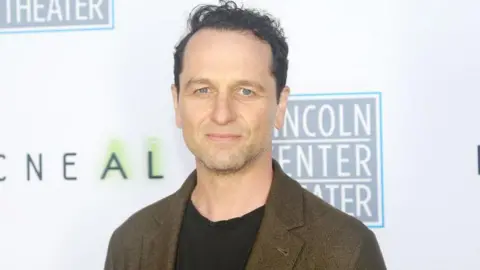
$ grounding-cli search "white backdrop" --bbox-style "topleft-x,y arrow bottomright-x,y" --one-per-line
1,0 -> 479,269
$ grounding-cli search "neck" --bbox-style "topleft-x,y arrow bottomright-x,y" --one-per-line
191,153 -> 273,222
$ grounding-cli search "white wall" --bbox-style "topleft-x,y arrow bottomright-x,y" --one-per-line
0,0 -> 479,269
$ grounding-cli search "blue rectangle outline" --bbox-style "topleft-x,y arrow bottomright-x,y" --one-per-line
289,91 -> 385,229
0,0 -> 115,35
477,145 -> 480,175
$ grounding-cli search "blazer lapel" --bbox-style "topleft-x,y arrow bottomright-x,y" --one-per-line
244,209 -> 305,270
139,171 -> 197,270
245,160 -> 306,270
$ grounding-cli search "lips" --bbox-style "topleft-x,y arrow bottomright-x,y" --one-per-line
206,133 -> 242,141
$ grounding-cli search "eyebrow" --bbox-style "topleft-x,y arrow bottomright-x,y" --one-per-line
234,80 -> 266,92
185,78 -> 212,89
185,77 -> 265,92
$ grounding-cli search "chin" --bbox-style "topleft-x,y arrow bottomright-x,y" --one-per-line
200,156 -> 248,174
194,145 -> 264,173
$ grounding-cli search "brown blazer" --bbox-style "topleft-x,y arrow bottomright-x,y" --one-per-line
104,160 -> 387,269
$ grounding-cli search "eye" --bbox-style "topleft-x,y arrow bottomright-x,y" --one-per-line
195,87 -> 210,94
239,88 -> 254,96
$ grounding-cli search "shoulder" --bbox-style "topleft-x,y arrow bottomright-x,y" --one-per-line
301,189 -> 373,242
106,193 -> 176,250
296,190 -> 385,268
103,194 -> 177,269
113,193 -> 176,239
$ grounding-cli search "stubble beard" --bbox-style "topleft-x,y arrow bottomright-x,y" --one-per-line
196,143 -> 266,176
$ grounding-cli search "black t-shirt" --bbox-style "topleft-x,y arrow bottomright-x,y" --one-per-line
175,199 -> 265,270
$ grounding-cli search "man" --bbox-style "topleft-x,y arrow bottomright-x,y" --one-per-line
104,1 -> 387,269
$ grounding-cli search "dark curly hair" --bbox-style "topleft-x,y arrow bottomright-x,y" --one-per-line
173,0 -> 289,101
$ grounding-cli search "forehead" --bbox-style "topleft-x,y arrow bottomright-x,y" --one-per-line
181,29 -> 274,83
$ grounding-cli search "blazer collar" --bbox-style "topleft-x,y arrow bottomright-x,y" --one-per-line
140,159 -> 305,270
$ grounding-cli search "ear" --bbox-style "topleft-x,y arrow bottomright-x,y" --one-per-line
171,84 -> 183,128
274,86 -> 290,130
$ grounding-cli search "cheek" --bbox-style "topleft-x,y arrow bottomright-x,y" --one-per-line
179,105 -> 208,131
246,105 -> 276,133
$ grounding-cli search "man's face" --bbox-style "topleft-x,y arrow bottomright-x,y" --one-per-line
172,28 -> 289,173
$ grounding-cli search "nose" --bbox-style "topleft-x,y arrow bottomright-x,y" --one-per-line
210,92 -> 236,125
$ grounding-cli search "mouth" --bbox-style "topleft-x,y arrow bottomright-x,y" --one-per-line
206,133 -> 242,142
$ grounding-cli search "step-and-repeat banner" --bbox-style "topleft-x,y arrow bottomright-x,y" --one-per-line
1,0 -> 479,269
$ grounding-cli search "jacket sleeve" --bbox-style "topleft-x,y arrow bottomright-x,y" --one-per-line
104,228 -> 123,270
349,229 -> 387,270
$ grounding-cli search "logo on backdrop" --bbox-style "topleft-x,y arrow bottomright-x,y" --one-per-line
0,137 -> 164,182
272,92 -> 384,228
0,0 -> 114,34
